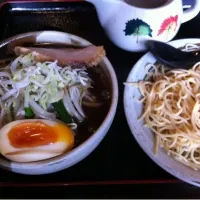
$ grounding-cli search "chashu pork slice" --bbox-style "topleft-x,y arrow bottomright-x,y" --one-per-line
13,45 -> 106,67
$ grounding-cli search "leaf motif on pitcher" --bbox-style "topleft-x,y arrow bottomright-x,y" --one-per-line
157,15 -> 178,40
124,18 -> 153,43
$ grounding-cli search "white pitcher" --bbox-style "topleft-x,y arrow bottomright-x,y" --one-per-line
85,0 -> 200,52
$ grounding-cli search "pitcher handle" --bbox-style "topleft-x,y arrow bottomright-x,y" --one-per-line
182,0 -> 200,23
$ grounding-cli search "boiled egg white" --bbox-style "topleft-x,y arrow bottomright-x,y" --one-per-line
0,119 -> 75,162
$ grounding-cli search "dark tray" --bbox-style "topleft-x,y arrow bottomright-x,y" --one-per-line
0,0 -> 198,187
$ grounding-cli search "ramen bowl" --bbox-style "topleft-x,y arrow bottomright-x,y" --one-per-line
0,31 -> 118,175
124,38 -> 200,187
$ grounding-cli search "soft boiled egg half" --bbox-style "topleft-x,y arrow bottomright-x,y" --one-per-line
0,119 -> 75,162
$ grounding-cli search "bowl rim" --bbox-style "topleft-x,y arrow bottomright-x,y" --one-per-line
124,38 -> 200,187
0,31 -> 119,174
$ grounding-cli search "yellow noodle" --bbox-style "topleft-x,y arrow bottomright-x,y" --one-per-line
127,61 -> 200,170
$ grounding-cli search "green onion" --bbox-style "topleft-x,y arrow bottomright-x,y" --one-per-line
25,107 -> 34,119
52,100 -> 72,124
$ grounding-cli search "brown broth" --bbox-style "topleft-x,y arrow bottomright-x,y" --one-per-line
75,68 -> 111,146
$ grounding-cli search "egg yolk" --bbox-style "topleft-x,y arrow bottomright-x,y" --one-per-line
8,121 -> 59,148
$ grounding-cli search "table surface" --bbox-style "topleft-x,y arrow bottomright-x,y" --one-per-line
0,0 -> 200,198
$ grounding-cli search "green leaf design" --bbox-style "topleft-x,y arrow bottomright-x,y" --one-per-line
124,18 -> 153,42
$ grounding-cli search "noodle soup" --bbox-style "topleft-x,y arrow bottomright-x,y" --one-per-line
0,34 -> 112,163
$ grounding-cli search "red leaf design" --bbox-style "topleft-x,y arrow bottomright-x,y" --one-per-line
157,15 -> 178,36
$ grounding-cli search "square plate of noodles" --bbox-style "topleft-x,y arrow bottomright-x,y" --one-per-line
124,38 -> 200,187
